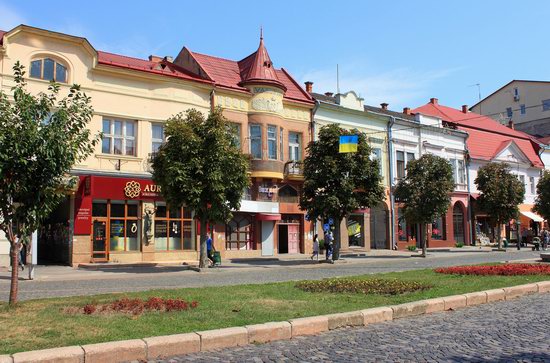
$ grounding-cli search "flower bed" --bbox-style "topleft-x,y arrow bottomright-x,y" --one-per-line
435,264 -> 550,276
65,297 -> 198,316
295,278 -> 431,295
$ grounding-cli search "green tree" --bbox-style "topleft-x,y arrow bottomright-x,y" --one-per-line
475,162 -> 525,249
300,123 -> 385,259
534,170 -> 550,221
394,154 -> 454,257
151,107 -> 249,268
0,62 -> 98,305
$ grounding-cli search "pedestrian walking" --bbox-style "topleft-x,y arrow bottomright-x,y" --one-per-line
325,230 -> 334,263
311,234 -> 319,261
206,233 -> 216,267
542,229 -> 549,251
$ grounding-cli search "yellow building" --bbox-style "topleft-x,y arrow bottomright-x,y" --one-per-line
0,25 -> 314,266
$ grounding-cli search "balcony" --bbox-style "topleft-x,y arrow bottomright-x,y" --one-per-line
248,158 -> 285,180
284,160 -> 304,181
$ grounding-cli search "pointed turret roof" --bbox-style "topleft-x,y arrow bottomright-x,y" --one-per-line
238,31 -> 287,91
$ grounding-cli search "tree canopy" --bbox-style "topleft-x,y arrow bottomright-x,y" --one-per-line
533,170 -> 550,220
475,162 -> 525,248
151,107 -> 249,268
0,62 -> 98,304
394,154 -> 454,256
300,123 -> 385,258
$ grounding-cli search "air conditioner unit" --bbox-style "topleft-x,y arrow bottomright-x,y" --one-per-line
514,95 -> 520,102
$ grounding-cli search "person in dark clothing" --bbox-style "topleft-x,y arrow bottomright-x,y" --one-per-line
206,233 -> 216,266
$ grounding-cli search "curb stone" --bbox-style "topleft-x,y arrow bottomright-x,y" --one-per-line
3,281 -> 550,362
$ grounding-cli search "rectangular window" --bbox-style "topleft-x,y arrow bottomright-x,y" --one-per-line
396,151 -> 405,179
154,202 -> 194,251
431,216 -> 446,240
249,124 -> 262,159
93,200 -> 140,252
520,104 -> 526,115
519,175 -> 525,188
398,208 -> 407,241
43,58 -> 55,81
372,148 -> 382,175
506,107 -> 513,118
449,158 -> 458,184
288,132 -> 302,161
151,123 -> 165,153
543,99 -> 550,111
30,60 -> 42,78
279,128 -> 284,161
101,118 -> 136,156
228,123 -> 241,149
457,160 -> 466,185
406,152 -> 415,163
530,176 -> 536,194
267,125 -> 277,160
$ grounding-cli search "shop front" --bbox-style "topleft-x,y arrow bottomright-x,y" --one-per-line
72,175 -> 198,265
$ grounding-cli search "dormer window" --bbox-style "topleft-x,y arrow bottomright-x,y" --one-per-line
30,58 -> 67,83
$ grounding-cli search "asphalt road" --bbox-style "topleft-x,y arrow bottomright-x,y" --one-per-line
157,293 -> 550,363
0,250 -> 542,301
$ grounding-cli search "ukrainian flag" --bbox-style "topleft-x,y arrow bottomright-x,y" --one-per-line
339,135 -> 359,153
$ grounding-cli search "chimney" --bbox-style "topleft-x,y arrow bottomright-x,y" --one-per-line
430,98 -> 438,105
508,120 -> 515,130
148,55 -> 163,62
325,92 -> 334,97
461,105 -> 468,114
403,107 -> 411,115
163,56 -> 174,63
304,81 -> 313,93
380,103 -> 389,110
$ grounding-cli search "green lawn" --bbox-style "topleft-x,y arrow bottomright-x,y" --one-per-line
0,269 -> 548,354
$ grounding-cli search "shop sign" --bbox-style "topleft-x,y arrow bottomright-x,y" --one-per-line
258,185 -> 278,199
124,180 -> 162,199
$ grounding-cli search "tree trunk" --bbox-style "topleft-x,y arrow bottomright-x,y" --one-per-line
496,222 -> 502,250
333,219 -> 341,261
422,223 -> 428,257
199,216 -> 208,269
9,239 -> 19,305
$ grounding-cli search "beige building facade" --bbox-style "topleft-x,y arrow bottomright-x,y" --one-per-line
0,25 -> 314,266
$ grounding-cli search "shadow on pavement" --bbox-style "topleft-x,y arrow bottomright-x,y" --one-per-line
448,352 -> 550,362
77,265 -> 193,274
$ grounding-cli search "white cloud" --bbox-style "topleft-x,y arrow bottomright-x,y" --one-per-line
301,63 -> 463,110
0,3 -> 26,30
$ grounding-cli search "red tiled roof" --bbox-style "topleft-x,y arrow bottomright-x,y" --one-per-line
412,102 -> 543,167
191,49 -> 313,104
97,51 -> 211,84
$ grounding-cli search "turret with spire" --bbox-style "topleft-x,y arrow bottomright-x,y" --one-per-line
238,29 -> 287,92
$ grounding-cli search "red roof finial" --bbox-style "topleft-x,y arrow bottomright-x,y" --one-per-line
260,26 -> 263,41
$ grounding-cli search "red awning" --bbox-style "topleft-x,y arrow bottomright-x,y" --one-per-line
256,213 -> 282,221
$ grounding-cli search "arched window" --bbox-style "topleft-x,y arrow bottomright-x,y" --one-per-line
30,58 -> 67,83
453,203 -> 465,244
278,185 -> 298,203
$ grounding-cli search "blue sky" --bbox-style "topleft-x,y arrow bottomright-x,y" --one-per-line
1,1 -> 548,111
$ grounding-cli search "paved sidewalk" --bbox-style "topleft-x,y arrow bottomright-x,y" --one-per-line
159,293 -> 550,362
0,249 -> 542,301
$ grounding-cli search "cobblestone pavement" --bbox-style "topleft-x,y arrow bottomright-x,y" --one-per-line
155,293 -> 550,363
0,250 -> 541,301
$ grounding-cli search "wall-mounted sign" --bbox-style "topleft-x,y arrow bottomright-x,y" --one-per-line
124,180 -> 162,199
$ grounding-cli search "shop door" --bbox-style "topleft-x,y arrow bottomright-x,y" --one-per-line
261,221 -> 274,256
92,219 -> 109,261
370,205 -> 388,249
288,225 -> 299,254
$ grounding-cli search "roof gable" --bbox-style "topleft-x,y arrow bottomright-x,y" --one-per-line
493,140 -> 531,165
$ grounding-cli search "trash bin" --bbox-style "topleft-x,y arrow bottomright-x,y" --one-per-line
213,251 -> 222,266
503,239 -> 509,248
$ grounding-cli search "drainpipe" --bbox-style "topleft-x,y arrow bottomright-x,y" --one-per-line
310,100 -> 321,234
209,89 -> 216,112
387,117 -> 397,250
464,133 -> 474,246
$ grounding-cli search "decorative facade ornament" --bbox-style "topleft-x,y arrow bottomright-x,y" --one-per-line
124,180 -> 141,199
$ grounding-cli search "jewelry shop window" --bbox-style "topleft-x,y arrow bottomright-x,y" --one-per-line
91,200 -> 140,252
154,202 -> 194,251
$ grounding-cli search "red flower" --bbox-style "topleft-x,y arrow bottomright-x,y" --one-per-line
435,264 -> 550,276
